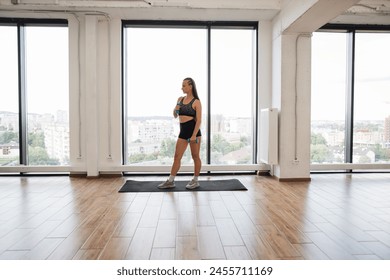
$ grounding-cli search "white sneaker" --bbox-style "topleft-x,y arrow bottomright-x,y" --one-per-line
157,180 -> 175,189
186,179 -> 200,189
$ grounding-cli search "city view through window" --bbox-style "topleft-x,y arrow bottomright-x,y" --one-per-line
124,26 -> 256,166
3,25 -> 388,169
0,25 -> 69,167
0,26 -> 18,166
311,31 -> 390,164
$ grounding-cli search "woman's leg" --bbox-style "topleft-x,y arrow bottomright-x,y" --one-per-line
170,138 -> 188,176
158,138 -> 188,188
189,137 -> 202,176
185,137 -> 202,189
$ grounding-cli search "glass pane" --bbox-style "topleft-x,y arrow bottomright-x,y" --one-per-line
124,27 -> 207,165
0,26 -> 19,166
354,32 -> 390,163
25,26 -> 69,165
210,29 -> 256,165
311,32 -> 347,164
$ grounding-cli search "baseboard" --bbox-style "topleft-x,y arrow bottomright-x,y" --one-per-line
278,177 -> 311,182
257,172 -> 311,182
86,176 -> 100,179
257,170 -> 271,176
69,172 -> 123,178
69,172 -> 87,178
100,173 -> 123,178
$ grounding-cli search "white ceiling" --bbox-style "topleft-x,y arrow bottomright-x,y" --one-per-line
1,0 -> 390,25
5,0 -> 281,9
331,0 -> 390,25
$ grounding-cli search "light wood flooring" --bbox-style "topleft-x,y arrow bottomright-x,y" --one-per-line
0,173 -> 390,260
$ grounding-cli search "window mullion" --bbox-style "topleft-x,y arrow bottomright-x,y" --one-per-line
17,24 -> 28,166
253,29 -> 258,164
207,25 -> 211,166
345,30 -> 355,165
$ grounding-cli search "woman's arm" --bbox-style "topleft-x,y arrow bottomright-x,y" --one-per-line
173,97 -> 182,118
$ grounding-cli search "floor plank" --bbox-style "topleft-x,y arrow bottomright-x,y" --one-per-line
125,227 -> 155,260
175,236 -> 201,260
224,246 -> 252,260
150,248 -> 175,260
197,226 -> 225,259
99,237 -> 132,260
215,218 -> 244,246
153,219 -> 176,248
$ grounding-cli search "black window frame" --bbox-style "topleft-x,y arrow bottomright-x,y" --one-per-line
0,17 -> 68,169
315,23 -> 390,169
121,20 -> 259,169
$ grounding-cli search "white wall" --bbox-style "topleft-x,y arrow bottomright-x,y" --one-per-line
3,1 -> 388,179
272,33 -> 311,180
0,5 -> 317,179
67,14 -> 123,176
271,6 -> 313,180
64,9 -> 277,177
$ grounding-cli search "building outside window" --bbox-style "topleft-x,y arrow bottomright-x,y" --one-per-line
0,26 -> 19,166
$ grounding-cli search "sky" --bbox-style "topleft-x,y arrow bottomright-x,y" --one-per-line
125,27 -> 255,118
1,25 -> 389,121
311,32 -> 390,121
0,26 -> 69,115
1,25 -> 255,119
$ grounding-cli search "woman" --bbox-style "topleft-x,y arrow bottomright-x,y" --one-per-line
158,77 -> 202,190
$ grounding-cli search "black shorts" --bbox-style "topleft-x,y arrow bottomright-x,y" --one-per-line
179,119 -> 202,140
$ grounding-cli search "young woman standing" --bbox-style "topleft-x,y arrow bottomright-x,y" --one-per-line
158,77 -> 202,189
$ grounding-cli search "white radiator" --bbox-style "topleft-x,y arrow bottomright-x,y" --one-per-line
259,108 -> 278,165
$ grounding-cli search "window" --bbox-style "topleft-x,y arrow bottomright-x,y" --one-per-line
25,26 -> 69,165
0,26 -> 19,166
0,20 -> 69,167
311,27 -> 390,166
124,27 -> 207,166
210,29 -> 256,164
123,22 -> 258,169
311,32 -> 347,164
354,32 -> 390,163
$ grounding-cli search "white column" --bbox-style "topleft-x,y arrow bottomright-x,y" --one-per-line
97,18 -> 123,175
85,15 -> 99,177
69,16 -> 85,172
272,33 -> 312,180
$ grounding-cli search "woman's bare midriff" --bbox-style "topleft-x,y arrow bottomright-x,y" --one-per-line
179,115 -> 195,123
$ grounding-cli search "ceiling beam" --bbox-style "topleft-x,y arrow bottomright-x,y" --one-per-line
280,0 -> 361,33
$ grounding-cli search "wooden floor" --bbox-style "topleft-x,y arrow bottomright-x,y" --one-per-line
0,173 -> 390,260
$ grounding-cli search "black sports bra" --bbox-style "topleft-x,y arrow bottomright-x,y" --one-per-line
178,98 -> 197,117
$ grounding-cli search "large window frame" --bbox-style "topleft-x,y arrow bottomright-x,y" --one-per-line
311,24 -> 390,172
122,20 -> 259,173
0,18 -> 69,172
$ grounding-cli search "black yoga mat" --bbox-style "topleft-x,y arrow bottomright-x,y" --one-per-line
118,179 -> 247,192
